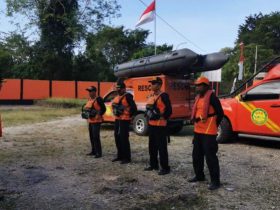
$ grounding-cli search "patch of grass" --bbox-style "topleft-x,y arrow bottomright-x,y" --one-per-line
1,107 -> 80,127
35,98 -> 87,108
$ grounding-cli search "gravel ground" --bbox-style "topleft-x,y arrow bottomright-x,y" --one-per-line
0,115 -> 280,210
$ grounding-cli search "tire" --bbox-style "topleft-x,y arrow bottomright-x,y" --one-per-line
132,113 -> 149,136
217,117 -> 236,143
169,124 -> 184,135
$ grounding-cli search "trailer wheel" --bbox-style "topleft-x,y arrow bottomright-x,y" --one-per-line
133,114 -> 149,136
217,117 -> 236,143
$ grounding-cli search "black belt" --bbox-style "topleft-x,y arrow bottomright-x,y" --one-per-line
194,113 -> 216,123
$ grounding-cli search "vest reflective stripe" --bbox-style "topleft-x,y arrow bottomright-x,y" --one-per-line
112,94 -> 131,121
85,98 -> 103,123
147,93 -> 167,127
194,97 -> 218,135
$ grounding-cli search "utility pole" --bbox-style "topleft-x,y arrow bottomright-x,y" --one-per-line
254,45 -> 258,74
154,0 -> 157,55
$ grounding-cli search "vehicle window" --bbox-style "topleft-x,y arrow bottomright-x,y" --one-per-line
104,91 -> 118,103
247,81 -> 280,95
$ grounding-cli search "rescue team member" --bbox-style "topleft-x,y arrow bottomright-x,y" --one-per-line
144,77 -> 172,175
188,76 -> 224,190
0,77 -> 5,138
112,80 -> 137,164
84,86 -> 106,158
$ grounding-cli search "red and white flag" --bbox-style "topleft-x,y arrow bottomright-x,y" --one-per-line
136,1 -> 156,27
238,42 -> 245,80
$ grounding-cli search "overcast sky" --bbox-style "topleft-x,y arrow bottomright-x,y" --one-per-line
1,0 -> 279,54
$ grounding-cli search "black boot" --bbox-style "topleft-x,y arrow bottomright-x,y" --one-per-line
208,182 -> 220,190
120,159 -> 131,164
94,154 -> 102,158
158,168 -> 170,175
86,152 -> 96,156
112,158 -> 122,162
188,176 -> 205,182
144,166 -> 159,171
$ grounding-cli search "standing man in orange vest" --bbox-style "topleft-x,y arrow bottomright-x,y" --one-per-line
188,76 -> 224,190
83,86 -> 106,158
144,77 -> 172,175
112,80 -> 137,164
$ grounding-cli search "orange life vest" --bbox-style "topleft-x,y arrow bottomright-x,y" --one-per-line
147,92 -> 167,127
193,94 -> 218,135
84,97 -> 103,123
112,93 -> 132,121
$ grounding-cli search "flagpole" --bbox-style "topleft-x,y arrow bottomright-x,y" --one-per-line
254,45 -> 258,74
154,0 -> 157,55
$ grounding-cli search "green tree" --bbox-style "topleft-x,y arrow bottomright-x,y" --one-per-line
36,0 -> 80,79
0,33 -> 42,79
219,12 -> 279,94
72,52 -> 110,81
5,0 -> 120,80
85,26 -> 150,81
220,44 -> 274,94
87,26 -> 149,66
84,26 -> 173,81
131,44 -> 173,59
0,48 -> 13,78
237,12 -> 280,54
6,0 -> 120,33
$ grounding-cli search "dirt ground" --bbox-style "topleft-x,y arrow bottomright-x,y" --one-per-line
1,115 -> 280,210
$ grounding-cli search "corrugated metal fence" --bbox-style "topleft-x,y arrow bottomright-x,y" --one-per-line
0,79 -> 115,100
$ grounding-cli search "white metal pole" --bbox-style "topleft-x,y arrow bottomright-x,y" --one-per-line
254,45 -> 258,74
154,0 -> 157,55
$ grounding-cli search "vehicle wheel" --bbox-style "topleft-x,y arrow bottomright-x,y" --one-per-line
169,124 -> 184,135
217,117 -> 236,143
133,114 -> 149,136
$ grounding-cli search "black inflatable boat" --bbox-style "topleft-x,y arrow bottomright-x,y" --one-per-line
114,48 -> 229,78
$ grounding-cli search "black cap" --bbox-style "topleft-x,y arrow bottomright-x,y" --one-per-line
148,76 -> 162,84
116,79 -> 126,89
86,86 -> 97,92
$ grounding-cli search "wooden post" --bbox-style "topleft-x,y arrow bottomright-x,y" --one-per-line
49,80 -> 52,98
216,82 -> 219,96
98,81 -> 100,96
20,79 -> 24,101
75,80 -> 78,99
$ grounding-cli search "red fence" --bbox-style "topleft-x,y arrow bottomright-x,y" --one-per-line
0,79 -> 115,100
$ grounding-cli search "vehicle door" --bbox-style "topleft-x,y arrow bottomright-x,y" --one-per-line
236,80 -> 280,136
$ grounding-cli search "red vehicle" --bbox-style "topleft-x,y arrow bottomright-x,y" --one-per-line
102,75 -> 195,135
218,58 -> 280,143
102,48 -> 228,135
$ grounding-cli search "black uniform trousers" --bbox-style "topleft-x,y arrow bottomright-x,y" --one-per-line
114,119 -> 131,161
148,125 -> 170,170
88,123 -> 102,156
192,132 -> 220,184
